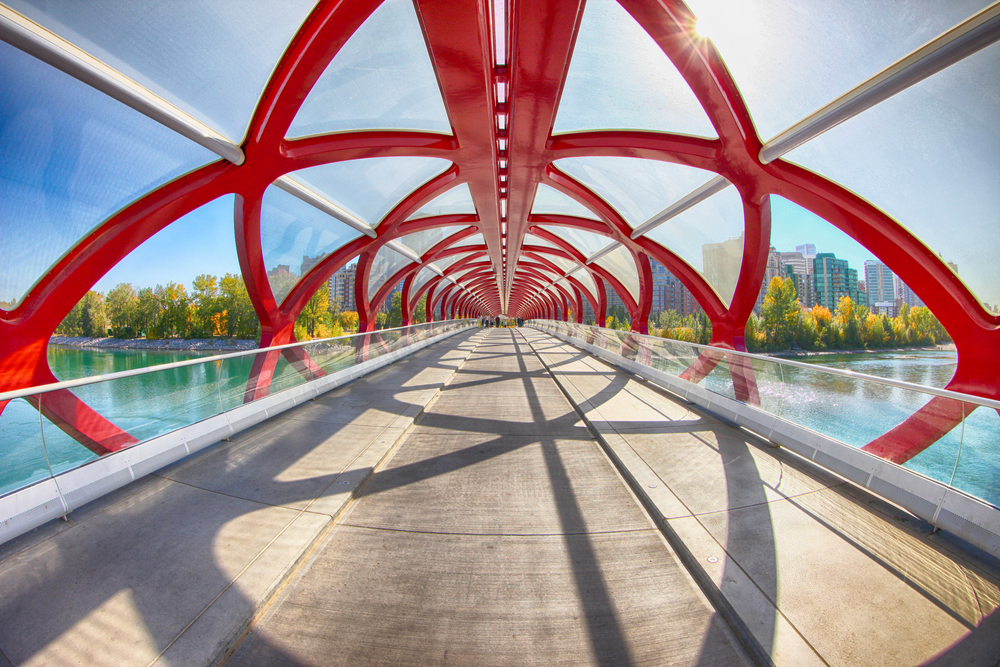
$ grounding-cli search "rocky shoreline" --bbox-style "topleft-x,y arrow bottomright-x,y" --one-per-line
49,336 -> 259,351
764,343 -> 955,358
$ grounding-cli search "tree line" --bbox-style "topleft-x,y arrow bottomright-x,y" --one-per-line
742,276 -> 950,352
571,277 -> 950,353
647,276 -> 949,352
54,274 -> 433,342
57,275 -> 358,342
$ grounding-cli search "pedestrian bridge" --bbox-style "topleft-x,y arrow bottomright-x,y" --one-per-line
0,327 -> 997,667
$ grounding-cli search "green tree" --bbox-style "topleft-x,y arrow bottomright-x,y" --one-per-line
219,273 -> 259,339
413,295 -> 428,324
105,283 -> 139,338
386,291 -> 403,328
57,299 -> 86,335
135,287 -> 162,338
157,283 -> 190,338
296,283 -> 331,339
79,291 -> 109,337
190,274 -> 222,337
761,277 -> 800,350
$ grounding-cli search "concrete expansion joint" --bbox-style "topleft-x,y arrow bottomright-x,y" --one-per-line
335,523 -> 658,538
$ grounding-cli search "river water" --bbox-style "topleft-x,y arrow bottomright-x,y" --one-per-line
1,345 -> 997,506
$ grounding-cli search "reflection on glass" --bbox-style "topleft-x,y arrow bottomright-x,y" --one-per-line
0,41 -> 215,309
368,245 -> 415,300
260,185 -> 363,304
553,0 -> 716,137
0,398 -> 93,497
533,321 -> 998,508
287,0 -> 451,138
594,245 -> 640,303
644,185 -> 744,306
786,43 -> 1000,311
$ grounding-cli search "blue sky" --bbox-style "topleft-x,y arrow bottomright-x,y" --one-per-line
94,195 -> 242,293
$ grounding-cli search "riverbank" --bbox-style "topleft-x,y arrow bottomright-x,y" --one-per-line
765,343 -> 955,358
49,336 -> 259,351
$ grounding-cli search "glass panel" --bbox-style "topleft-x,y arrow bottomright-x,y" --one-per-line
529,253 -> 576,274
290,157 -> 451,228
572,268 -> 599,301
0,41 -> 216,310
411,266 -> 438,297
522,233 -> 563,250
530,183 -> 601,221
553,0 -> 716,137
595,245 -> 640,303
523,264 -> 561,284
785,44 -> 1000,312
449,232 -> 485,248
406,183 -> 477,219
537,225 -> 609,257
288,0 -> 451,138
8,0 -> 318,142
0,398 -> 96,496
260,186 -> 364,304
554,156 -> 716,228
684,0 -> 991,141
947,407 -> 1000,507
397,225 -> 469,258
368,245 -> 415,301
430,252 -> 471,272
644,185 -> 745,306
3,322 -> 474,497
450,265 -> 486,282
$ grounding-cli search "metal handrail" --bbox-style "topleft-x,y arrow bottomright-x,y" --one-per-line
528,320 -> 1000,411
0,320 -> 475,403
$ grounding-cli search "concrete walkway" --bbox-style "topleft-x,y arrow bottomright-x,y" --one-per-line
228,329 -> 752,666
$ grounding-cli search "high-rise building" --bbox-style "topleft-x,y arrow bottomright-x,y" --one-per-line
648,258 -> 700,317
330,263 -> 357,311
894,276 -> 926,309
755,246 -> 784,313
864,260 -> 895,315
780,251 -> 814,306
856,280 -> 869,308
864,261 -> 895,303
604,282 -> 626,313
813,253 -> 858,310
795,243 -> 817,259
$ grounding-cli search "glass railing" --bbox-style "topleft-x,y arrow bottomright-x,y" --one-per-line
527,320 -> 1000,508
0,320 -> 475,498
